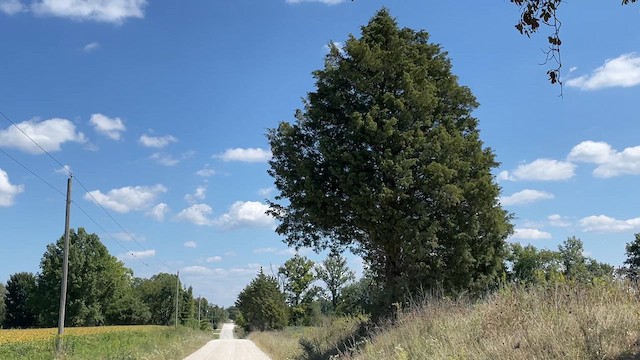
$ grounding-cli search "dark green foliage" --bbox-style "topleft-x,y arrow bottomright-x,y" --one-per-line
0,283 -> 6,327
267,9 -> 512,311
316,250 -> 355,310
136,273 -> 181,325
105,294 -> 151,325
236,269 -> 288,331
36,228 -> 132,327
624,233 -> 640,280
279,255 -> 320,325
3,272 -> 37,328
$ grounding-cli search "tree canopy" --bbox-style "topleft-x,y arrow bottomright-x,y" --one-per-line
267,9 -> 512,309
236,269 -> 288,331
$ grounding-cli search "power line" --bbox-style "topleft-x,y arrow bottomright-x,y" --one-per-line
0,109 -> 176,271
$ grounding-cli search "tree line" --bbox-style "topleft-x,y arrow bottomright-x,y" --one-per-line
0,228 -> 227,329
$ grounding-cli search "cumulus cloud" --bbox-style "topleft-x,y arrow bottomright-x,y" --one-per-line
500,189 -> 554,206
548,214 -> 571,227
185,186 -> 206,204
0,0 -> 26,14
150,151 -> 194,166
83,42 -> 100,53
286,0 -> 347,4
54,164 -> 73,176
139,133 -> 178,148
31,0 -> 148,24
196,164 -> 215,177
184,241 -> 197,248
0,169 -> 24,207
206,256 -> 222,263
500,159 -> 575,181
569,140 -> 640,178
567,53 -> 640,90
511,228 -> 552,240
217,148 -> 272,163
214,201 -> 275,229
175,203 -> 214,226
579,215 -> 640,232
146,202 -> 169,221
118,249 -> 155,260
0,118 -> 86,154
84,184 -> 167,213
90,113 -> 125,140
258,187 -> 273,197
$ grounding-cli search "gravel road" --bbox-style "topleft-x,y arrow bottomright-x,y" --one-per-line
183,323 -> 272,360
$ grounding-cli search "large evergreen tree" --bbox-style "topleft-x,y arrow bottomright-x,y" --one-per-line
236,269 -> 288,331
267,9 -> 512,308
3,272 -> 37,328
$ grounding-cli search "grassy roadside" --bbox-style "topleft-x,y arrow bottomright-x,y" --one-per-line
251,282 -> 640,360
0,325 -> 215,360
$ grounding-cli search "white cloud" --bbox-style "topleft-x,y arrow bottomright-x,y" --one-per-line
84,184 -> 167,213
185,186 -> 207,204
0,169 -> 24,207
578,215 -> 640,233
500,189 -> 554,206
83,42 -> 100,53
501,159 -> 575,181
139,133 -> 178,148
31,0 -> 147,24
175,203 -> 214,226
214,201 -> 275,229
225,251 -> 237,257
196,164 -> 215,177
184,241 -> 197,248
548,214 -> 571,227
217,148 -> 272,163
90,113 -> 125,140
113,232 -> 145,242
0,0 -> 26,15
54,164 -> 72,176
258,187 -> 273,197
206,256 -> 222,263
146,202 -> 169,221
567,53 -> 640,90
0,118 -> 86,154
118,249 -> 155,260
150,151 -> 194,166
511,228 -> 552,240
286,0 -> 347,4
569,140 -> 640,178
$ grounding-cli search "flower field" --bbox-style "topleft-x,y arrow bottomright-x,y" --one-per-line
0,325 -> 162,345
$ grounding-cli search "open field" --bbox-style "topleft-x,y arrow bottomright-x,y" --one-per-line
0,325 -> 214,359
252,282 -> 640,360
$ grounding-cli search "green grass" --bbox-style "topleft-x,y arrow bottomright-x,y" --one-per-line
0,326 -> 215,360
251,282 -> 640,360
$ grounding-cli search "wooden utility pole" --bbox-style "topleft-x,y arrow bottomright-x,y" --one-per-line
175,271 -> 180,328
56,176 -> 72,352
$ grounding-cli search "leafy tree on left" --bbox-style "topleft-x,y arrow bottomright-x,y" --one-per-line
3,272 -> 37,328
36,228 -> 134,327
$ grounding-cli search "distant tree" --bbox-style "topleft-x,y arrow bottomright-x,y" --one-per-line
506,243 -> 562,284
4,272 -> 37,328
236,269 -> 288,331
316,251 -> 355,310
267,9 -> 512,312
336,272 -> 377,316
558,236 -> 589,282
279,255 -> 319,325
209,305 -> 227,329
624,234 -> 640,281
136,273 -> 182,325
0,283 -> 6,327
105,294 -> 151,325
225,305 -> 240,322
36,228 -> 132,327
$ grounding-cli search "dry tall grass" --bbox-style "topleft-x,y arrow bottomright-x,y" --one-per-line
349,282 -> 640,360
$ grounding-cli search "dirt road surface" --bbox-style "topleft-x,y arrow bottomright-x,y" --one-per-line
183,323 -> 272,360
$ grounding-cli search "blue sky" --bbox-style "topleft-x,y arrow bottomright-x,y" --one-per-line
1,0 -> 639,306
